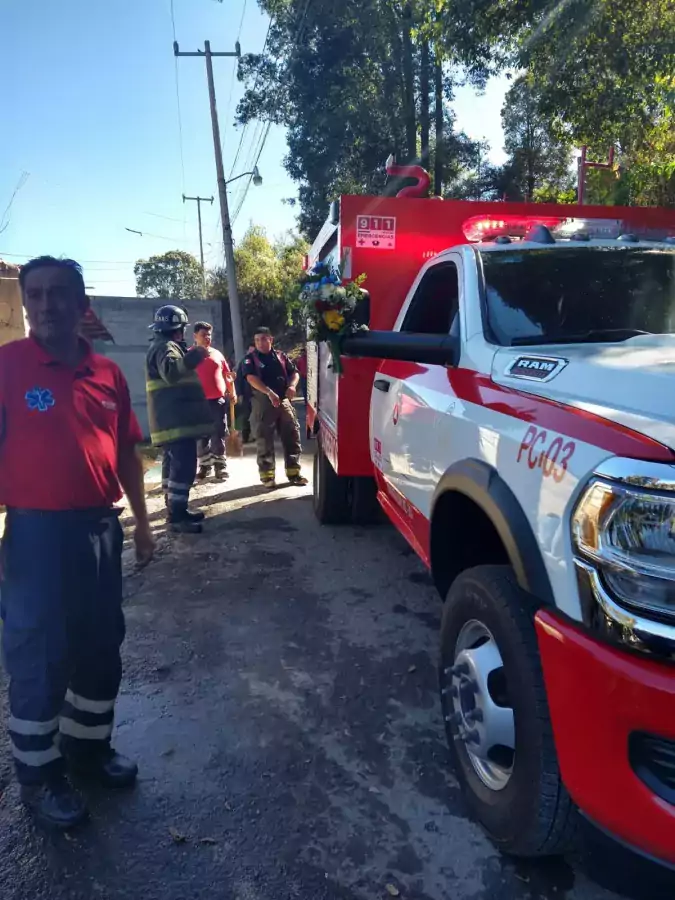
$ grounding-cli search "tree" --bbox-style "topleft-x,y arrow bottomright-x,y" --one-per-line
500,78 -> 574,201
134,250 -> 204,300
437,0 -> 675,164
208,227 -> 308,349
236,0 -> 490,236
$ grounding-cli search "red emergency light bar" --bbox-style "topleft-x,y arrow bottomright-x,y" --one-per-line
462,215 -> 564,242
464,215 -> 675,244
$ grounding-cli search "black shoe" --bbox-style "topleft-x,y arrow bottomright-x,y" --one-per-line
68,748 -> 138,789
21,777 -> 88,830
170,519 -> 203,534
288,475 -> 308,487
214,466 -> 229,481
262,480 -> 277,491
185,509 -> 205,522
196,466 -> 211,481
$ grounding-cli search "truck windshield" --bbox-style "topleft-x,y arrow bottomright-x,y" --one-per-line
480,247 -> 675,346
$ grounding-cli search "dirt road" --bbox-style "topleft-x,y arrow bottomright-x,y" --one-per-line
0,434 -> 673,900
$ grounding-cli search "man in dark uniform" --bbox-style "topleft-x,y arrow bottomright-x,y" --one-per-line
0,256 -> 154,829
243,327 -> 308,489
145,306 -> 212,533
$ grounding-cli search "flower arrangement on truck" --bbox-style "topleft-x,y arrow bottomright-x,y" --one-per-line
303,156 -> 675,866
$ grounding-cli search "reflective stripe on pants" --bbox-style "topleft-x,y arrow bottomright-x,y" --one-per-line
197,398 -> 228,468
162,440 -> 198,507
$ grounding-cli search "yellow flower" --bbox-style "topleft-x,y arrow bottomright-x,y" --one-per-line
323,310 -> 345,332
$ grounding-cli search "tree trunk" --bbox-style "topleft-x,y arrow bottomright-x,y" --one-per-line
401,4 -> 417,162
434,52 -> 443,196
383,0 -> 407,164
420,41 -> 431,169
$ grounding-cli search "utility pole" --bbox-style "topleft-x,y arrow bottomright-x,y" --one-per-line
174,39 -> 245,361
182,193 -> 213,297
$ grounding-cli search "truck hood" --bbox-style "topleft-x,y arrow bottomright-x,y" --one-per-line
491,335 -> 675,451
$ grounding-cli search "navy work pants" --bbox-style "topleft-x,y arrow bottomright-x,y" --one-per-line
161,438 -> 198,517
196,398 -> 229,471
0,508 -> 125,785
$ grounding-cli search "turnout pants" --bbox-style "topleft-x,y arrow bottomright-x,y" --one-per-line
238,397 -> 252,441
0,508 -> 125,786
196,398 -> 229,472
162,438 -> 198,519
251,394 -> 302,484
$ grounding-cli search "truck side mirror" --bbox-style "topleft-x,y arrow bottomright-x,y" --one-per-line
341,331 -> 457,367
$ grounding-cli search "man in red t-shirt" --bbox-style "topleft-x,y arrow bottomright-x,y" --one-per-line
0,256 -> 154,830
193,321 -> 237,480
295,348 -> 308,401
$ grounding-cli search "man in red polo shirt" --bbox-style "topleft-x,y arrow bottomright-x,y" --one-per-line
0,256 -> 154,830
193,320 -> 237,480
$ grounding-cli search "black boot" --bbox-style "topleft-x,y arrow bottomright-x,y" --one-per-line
21,776 -> 88,830
196,466 -> 211,481
168,503 -> 203,533
214,464 -> 229,481
67,747 -> 138,789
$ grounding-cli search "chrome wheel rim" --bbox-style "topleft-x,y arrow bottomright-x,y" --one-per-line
446,619 -> 515,792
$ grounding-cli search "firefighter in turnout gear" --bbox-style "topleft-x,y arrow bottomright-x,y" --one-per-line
145,305 -> 212,533
243,327 -> 308,489
0,256 -> 154,830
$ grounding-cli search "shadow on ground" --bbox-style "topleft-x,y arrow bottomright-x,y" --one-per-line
1,482 -> 675,900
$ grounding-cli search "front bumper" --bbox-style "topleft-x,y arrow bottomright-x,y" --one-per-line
536,609 -> 675,866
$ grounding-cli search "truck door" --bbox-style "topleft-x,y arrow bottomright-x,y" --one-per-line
371,259 -> 462,519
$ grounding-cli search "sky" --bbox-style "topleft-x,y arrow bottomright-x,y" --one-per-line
0,0 -> 508,297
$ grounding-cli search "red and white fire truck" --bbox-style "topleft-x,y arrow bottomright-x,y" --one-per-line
306,180 -> 675,864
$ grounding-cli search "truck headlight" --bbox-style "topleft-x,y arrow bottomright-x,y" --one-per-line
572,480 -> 675,620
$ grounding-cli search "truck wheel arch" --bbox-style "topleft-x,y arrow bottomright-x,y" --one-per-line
430,459 -> 554,606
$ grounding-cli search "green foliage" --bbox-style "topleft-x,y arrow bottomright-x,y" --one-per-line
208,226 -> 308,348
438,0 -> 675,205
237,0 -> 486,236
619,162 -> 675,208
238,0 -> 673,221
500,77 -> 574,201
134,250 -> 204,300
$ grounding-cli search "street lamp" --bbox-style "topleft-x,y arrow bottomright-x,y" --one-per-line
226,166 -> 263,188
219,165 -> 263,360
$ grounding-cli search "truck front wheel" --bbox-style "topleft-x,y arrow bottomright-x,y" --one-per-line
313,441 -> 351,524
439,565 -> 577,857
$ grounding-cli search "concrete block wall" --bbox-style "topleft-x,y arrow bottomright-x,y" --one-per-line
89,296 -> 224,438
0,269 -> 27,346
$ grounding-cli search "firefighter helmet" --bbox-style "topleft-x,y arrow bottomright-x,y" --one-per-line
150,304 -> 189,332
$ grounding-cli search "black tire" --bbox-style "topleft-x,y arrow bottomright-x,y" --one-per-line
313,441 -> 351,524
350,476 -> 381,525
439,565 -> 578,857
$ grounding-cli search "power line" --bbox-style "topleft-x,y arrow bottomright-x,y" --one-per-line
0,251 -> 138,264
231,0 -> 313,225
206,9 -> 270,259
222,0 -> 248,159
231,122 -> 271,225
0,171 -> 30,235
143,210 -> 188,223
170,0 -> 187,196
125,226 -> 194,243
228,18 -> 272,180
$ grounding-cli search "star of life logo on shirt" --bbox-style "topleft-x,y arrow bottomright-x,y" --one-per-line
25,387 -> 55,412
